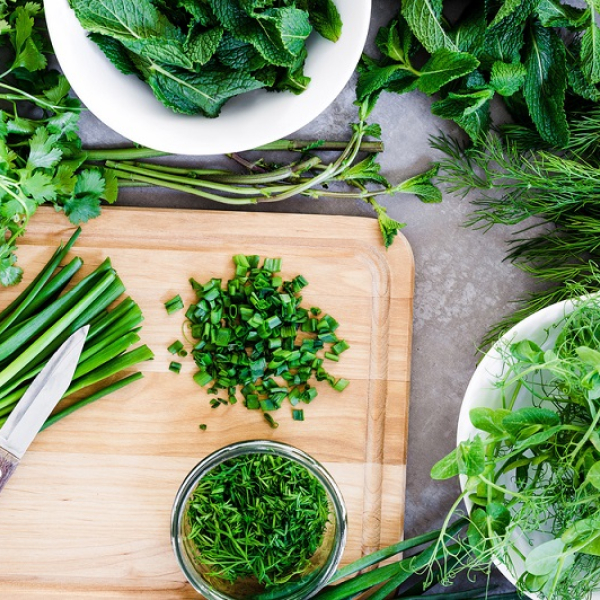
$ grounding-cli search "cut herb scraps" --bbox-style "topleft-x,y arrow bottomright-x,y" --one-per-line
186,452 -> 330,589
172,255 -> 349,427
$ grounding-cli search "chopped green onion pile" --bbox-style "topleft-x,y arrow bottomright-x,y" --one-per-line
186,453 -> 330,589
0,229 -> 154,429
174,255 -> 349,427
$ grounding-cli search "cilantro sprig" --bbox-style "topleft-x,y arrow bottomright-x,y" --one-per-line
0,0 -> 116,285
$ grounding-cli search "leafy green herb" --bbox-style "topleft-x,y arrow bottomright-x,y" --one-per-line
424,295 -> 600,599
186,452 -> 330,588
360,1 -> 600,145
432,111 -> 600,344
70,0 -> 343,117
0,229 -> 153,429
172,255 -> 349,424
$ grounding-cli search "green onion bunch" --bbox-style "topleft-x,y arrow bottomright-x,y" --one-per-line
173,255 -> 349,427
0,228 -> 153,428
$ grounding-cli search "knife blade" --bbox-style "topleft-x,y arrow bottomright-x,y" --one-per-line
0,325 -> 89,494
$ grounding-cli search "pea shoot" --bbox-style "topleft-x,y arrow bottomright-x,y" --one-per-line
186,453 -> 330,589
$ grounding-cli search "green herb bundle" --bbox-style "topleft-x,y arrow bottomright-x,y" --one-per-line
172,255 -> 349,427
70,0 -> 342,117
186,452 -> 330,589
425,295 -> 600,599
0,229 -> 153,428
360,0 -> 600,146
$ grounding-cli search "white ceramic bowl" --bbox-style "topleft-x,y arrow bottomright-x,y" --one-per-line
43,0 -> 371,155
458,298 -> 600,599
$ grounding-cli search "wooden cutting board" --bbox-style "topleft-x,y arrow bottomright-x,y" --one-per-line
0,206 -> 414,599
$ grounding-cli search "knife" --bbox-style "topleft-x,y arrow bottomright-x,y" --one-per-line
0,325 -> 89,494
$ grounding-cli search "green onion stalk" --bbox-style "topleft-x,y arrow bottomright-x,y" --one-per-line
0,228 -> 153,428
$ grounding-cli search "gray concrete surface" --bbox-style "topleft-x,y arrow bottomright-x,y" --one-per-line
77,1 -> 537,595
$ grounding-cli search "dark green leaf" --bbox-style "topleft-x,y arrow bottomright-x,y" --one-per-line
580,5 -> 600,85
502,407 -> 560,436
490,61 -> 526,96
416,48 -> 479,95
88,33 -> 141,76
395,164 -> 441,203
402,0 -> 457,54
148,64 -> 265,117
536,0 -> 588,29
63,193 -> 102,224
307,0 -> 342,43
522,21 -> 569,147
185,26 -> 223,65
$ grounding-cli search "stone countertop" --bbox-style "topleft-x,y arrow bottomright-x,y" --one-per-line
78,0 -> 532,595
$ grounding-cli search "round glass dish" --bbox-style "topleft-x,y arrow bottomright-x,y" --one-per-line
171,440 -> 347,600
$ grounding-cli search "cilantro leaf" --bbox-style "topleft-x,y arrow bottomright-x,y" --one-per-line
21,170 -> 57,202
0,248 -> 22,286
63,193 -> 101,224
27,127 -> 62,169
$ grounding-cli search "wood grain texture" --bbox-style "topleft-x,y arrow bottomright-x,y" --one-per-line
0,206 -> 414,598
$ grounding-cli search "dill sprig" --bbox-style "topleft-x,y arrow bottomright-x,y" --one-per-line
432,128 -> 600,347
185,453 -> 330,590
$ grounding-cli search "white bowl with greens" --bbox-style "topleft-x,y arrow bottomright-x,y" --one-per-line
43,0 -> 370,155
455,296 -> 600,599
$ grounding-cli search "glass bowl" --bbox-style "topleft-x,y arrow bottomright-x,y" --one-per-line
171,440 -> 347,599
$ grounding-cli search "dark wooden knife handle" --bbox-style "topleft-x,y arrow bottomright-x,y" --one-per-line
0,447 -> 19,494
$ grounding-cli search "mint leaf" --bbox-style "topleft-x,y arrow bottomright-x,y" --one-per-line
490,0 -> 539,28
217,34 -> 267,71
369,200 -> 406,248
357,63 -> 417,100
432,88 -> 494,142
490,61 -> 526,96
450,4 -> 485,55
148,64 -> 265,117
523,21 -> 569,147
581,3 -> 600,84
536,0 -> 588,28
481,13 -> 526,64
307,0 -> 342,42
185,26 -> 223,65
70,0 -> 180,42
339,154 -> 388,186
402,0 -> 457,54
416,48 -> 479,95
395,165 -> 441,203
88,32 -> 142,76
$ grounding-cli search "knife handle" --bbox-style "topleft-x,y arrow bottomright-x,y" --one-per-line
0,447 -> 19,494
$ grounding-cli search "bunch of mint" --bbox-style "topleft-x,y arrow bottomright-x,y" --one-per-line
70,0 -> 343,118
358,0 -> 600,148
